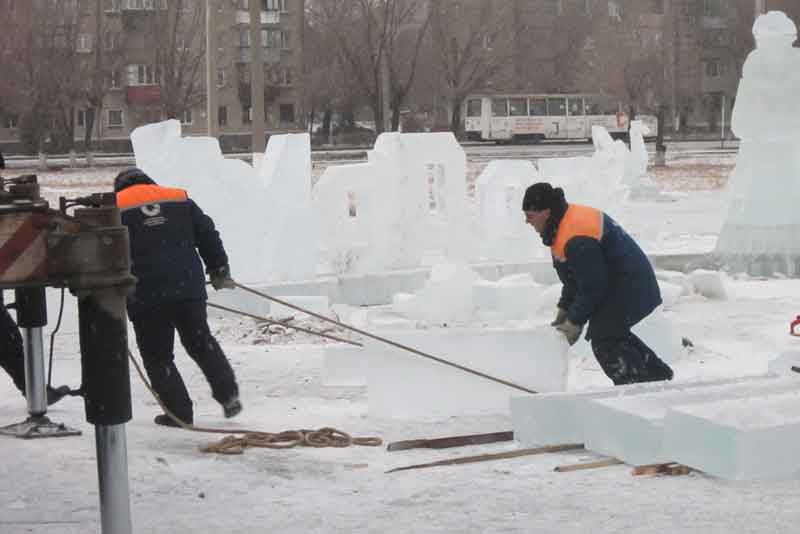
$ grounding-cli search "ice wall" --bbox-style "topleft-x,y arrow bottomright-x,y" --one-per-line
315,132 -> 471,274
131,121 -> 316,283
716,11 -> 800,277
536,126 -> 630,213
475,160 -> 544,262
258,133 -> 318,281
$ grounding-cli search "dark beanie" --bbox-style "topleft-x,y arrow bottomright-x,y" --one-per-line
114,167 -> 155,192
522,182 -> 565,211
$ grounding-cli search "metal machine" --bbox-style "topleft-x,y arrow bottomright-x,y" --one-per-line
0,173 -> 136,534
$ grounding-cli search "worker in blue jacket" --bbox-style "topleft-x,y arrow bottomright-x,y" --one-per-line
115,168 -> 241,427
522,182 -> 673,385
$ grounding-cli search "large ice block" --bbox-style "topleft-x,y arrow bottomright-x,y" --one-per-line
510,375 -> 773,447
363,326 -> 569,419
663,391 -> 800,479
582,374 -> 800,465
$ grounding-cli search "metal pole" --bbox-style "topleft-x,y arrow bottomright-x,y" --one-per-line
21,327 -> 47,415
16,287 -> 48,416
720,94 -> 726,149
205,0 -> 218,138
249,0 -> 266,162
79,288 -> 133,534
96,424 -> 132,534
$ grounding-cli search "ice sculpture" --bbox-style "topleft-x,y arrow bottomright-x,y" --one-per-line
715,11 -> 800,276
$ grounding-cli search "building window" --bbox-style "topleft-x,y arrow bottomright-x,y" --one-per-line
77,109 -> 86,128
543,0 -> 561,16
705,59 -> 726,77
239,29 -> 250,47
608,0 -> 622,21
127,64 -> 160,85
703,0 -> 722,17
279,103 -> 294,124
109,70 -> 121,89
77,33 -> 93,53
181,109 -> 193,125
218,106 -> 228,127
4,115 -> 18,129
242,106 -> 252,124
217,68 -> 226,87
263,0 -> 287,11
104,0 -> 121,12
104,31 -> 119,50
108,109 -> 124,127
262,29 -> 288,49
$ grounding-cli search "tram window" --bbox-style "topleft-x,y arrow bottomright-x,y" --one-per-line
584,98 -> 600,115
568,98 -> 585,116
509,98 -> 528,116
492,99 -> 508,117
547,97 -> 567,116
466,99 -> 483,117
529,98 -> 547,116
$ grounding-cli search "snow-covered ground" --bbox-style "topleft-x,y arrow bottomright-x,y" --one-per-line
3,161 -> 800,534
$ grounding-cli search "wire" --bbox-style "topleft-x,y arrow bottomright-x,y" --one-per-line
46,287 -> 65,388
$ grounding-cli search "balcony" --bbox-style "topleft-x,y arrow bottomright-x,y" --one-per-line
238,47 -> 282,64
126,85 -> 161,105
235,10 -> 280,25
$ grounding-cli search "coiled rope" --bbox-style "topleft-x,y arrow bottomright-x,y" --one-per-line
128,349 -> 382,455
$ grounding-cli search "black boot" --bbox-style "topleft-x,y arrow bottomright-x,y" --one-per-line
629,333 -> 674,382
154,414 -> 192,428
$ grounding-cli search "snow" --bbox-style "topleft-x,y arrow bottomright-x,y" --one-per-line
5,140 -> 800,532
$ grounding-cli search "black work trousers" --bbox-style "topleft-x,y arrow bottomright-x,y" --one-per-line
591,331 -> 674,386
0,302 -> 25,394
132,300 -> 238,422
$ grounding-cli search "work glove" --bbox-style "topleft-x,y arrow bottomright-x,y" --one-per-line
209,264 -> 235,290
550,307 -> 568,326
555,319 -> 582,346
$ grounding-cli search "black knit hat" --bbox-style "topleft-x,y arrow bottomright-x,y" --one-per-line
114,167 -> 155,192
522,182 -> 564,212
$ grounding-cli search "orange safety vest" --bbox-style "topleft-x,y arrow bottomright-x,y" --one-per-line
550,204 -> 604,262
116,184 -> 188,211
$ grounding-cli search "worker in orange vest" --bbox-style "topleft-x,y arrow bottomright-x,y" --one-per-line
523,182 -> 673,385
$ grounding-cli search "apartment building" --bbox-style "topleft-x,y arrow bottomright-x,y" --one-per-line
0,0 -> 305,152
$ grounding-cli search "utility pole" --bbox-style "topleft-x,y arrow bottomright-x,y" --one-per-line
206,0 -> 218,138
249,0 -> 266,162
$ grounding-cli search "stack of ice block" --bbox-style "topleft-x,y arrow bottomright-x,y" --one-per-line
663,390 -> 800,479
511,375 -> 773,447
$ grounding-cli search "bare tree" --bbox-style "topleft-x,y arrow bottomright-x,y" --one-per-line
304,0 -> 361,139
2,1 -> 83,153
80,1 -> 122,153
428,0 -> 517,134
150,0 -> 207,119
383,0 -> 432,130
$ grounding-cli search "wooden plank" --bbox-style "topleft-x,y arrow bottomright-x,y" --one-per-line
554,458 -> 623,473
386,443 -> 584,473
632,462 -> 692,476
386,431 -> 514,452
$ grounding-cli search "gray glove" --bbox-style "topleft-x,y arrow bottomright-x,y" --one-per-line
209,264 -> 235,290
555,319 -> 582,346
550,307 -> 568,326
